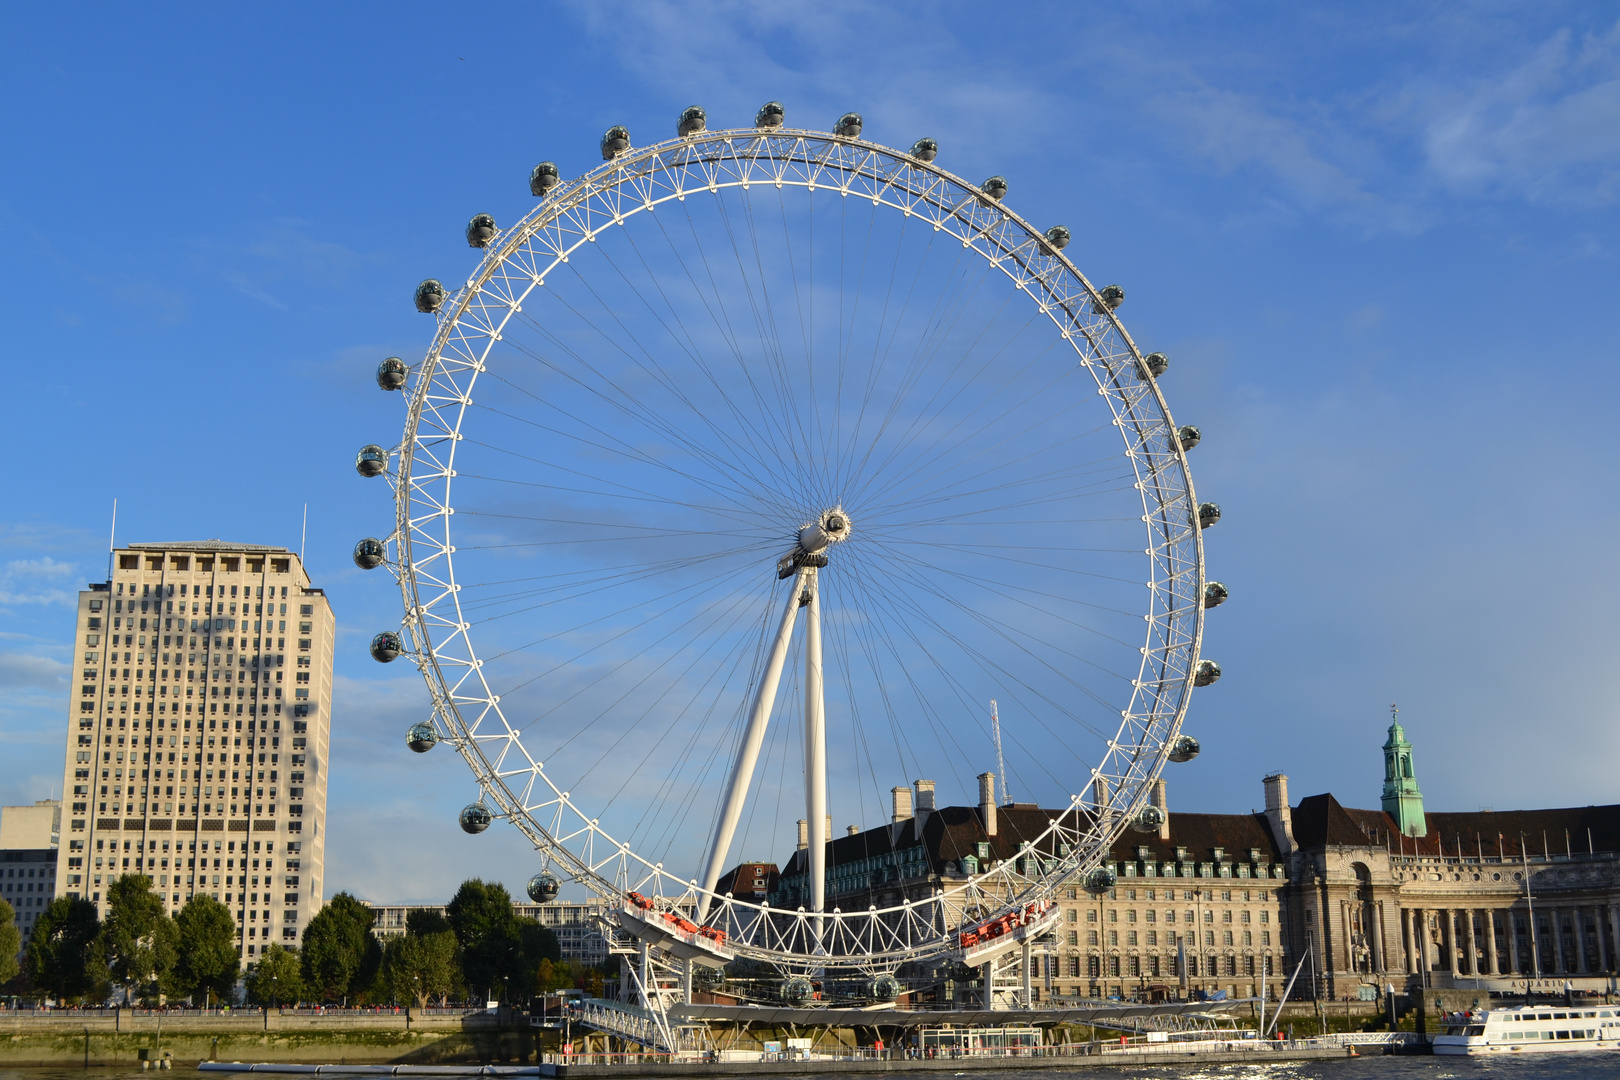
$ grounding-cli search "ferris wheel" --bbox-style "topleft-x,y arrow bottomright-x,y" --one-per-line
354,103 -> 1223,983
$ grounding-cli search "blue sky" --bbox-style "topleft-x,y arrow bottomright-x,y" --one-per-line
1,3 -> 1617,904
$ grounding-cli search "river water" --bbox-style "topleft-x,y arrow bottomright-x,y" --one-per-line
4,1062 -> 1620,1080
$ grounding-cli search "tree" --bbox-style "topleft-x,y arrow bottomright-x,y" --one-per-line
445,880 -> 561,1002
380,930 -> 459,1006
170,895 -> 238,1004
406,909 -> 452,937
244,943 -> 304,1006
25,897 -> 100,1002
300,892 -> 374,1002
0,900 -> 20,986
98,876 -> 177,1001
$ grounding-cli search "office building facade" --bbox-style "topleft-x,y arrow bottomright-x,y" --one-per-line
54,540 -> 333,962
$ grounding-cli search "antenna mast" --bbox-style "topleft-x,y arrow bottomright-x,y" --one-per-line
991,699 -> 1009,806
107,498 -> 117,581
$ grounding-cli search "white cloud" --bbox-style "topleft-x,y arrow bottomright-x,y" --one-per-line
0,653 -> 67,690
1423,22 -> 1620,205
0,557 -> 78,606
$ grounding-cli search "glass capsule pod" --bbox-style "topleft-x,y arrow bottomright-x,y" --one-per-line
529,161 -> 561,197
370,631 -> 403,663
980,175 -> 1008,201
1044,225 -> 1071,251
1197,502 -> 1221,529
1136,352 -> 1169,379
1092,284 -> 1125,314
834,112 -> 862,137
755,101 -> 785,128
676,106 -> 706,137
352,537 -> 386,570
781,976 -> 813,1003
600,125 -> 631,160
1194,659 -> 1222,687
466,213 -> 497,249
406,722 -> 438,753
376,356 -> 408,392
355,445 -> 388,478
1084,865 -> 1117,894
869,974 -> 900,1001
459,803 -> 493,834
1203,581 -> 1228,608
414,279 -> 445,314
1132,804 -> 1166,833
1169,734 -> 1201,763
1174,425 -> 1202,451
909,137 -> 938,162
527,871 -> 561,903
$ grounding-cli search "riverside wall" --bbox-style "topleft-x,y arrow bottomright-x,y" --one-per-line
0,1010 -> 542,1068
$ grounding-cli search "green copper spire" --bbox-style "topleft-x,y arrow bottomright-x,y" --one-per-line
1382,703 -> 1427,837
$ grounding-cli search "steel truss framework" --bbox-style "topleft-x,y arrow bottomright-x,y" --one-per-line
378,126 -> 1206,977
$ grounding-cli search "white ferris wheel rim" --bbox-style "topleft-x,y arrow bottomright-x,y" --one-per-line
381,124 -> 1207,974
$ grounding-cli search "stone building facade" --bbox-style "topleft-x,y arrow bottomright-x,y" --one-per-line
53,540 -> 333,963
771,718 -> 1620,1002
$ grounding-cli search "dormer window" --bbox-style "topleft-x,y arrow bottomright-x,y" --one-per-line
1212,846 -> 1225,861
1174,846 -> 1188,860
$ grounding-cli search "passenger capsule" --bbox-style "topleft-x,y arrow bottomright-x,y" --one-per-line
1083,866 -> 1117,894
1203,581 -> 1228,608
370,631 -> 403,663
1136,352 -> 1169,379
529,161 -> 561,197
781,976 -> 813,1003
406,722 -> 438,753
676,106 -> 707,137
1132,804 -> 1166,833
870,974 -> 900,1001
466,213 -> 497,249
600,125 -> 631,160
1197,502 -> 1221,529
352,537 -> 386,570
1044,225 -> 1071,251
414,279 -> 446,314
459,803 -> 493,834
370,628 -> 405,663
1169,735 -> 1201,763
355,445 -> 388,478
376,356 -> 408,392
834,112 -> 862,138
1091,284 -> 1125,314
755,101 -> 785,129
1173,425 -> 1201,451
980,175 -> 1008,201
1194,659 -> 1222,687
527,871 -> 561,903
909,138 -> 938,162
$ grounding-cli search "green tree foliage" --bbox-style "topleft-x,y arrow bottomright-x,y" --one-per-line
380,930 -> 459,1006
98,875 -> 177,1000
405,908 -> 452,937
0,899 -> 20,986
244,943 -> 304,1006
445,880 -> 561,1001
170,894 -> 238,1003
25,897 -> 100,1001
300,892 -> 374,1002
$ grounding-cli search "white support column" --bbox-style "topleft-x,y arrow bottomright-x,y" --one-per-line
803,567 -> 827,919
1022,940 -> 1033,1005
697,567 -> 808,919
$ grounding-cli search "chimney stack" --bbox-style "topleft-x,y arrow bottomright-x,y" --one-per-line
846,824 -> 860,836
797,818 -> 808,851
1264,773 -> 1296,856
1093,774 -> 1111,811
978,772 -> 997,836
914,779 -> 936,811
891,785 -> 913,823
1151,778 -> 1170,840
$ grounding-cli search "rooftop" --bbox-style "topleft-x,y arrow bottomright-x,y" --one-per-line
126,540 -> 291,553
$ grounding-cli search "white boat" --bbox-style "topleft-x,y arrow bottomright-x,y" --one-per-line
1433,1003 -> 1620,1055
